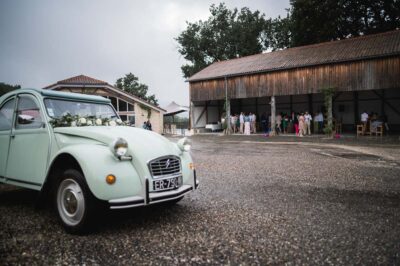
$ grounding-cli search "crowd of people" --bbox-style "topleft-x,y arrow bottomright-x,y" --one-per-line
227,111 -> 325,137
360,110 -> 388,133
229,112 -> 257,135
142,120 -> 152,130
223,109 -> 390,136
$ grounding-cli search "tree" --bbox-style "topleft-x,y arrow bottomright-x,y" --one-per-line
176,3 -> 269,78
265,15 -> 292,51
177,1 -> 400,77
0,82 -> 21,96
283,0 -> 400,48
115,73 -> 159,106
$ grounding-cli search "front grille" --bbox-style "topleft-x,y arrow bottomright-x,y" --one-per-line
149,156 -> 181,178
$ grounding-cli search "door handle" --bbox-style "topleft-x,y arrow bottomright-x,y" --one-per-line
11,134 -> 15,139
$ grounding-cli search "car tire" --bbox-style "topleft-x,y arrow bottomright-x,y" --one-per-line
55,169 -> 96,234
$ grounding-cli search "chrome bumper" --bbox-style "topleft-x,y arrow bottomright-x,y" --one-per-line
109,185 -> 193,210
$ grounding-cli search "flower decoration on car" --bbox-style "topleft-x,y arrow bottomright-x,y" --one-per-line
49,113 -> 126,128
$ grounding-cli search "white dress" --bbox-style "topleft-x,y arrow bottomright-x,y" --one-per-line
244,121 -> 251,135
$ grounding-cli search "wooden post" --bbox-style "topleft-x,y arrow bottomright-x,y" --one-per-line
308,94 -> 313,132
270,96 -> 276,136
381,90 -> 385,116
205,101 -> 208,124
327,93 -> 333,136
225,77 -> 231,135
189,101 -> 193,130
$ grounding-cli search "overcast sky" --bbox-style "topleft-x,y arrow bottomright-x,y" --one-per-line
0,0 -> 289,107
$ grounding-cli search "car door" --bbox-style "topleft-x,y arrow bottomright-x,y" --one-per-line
0,97 -> 16,178
6,94 -> 50,188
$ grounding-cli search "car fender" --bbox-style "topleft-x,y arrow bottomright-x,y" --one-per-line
49,144 -> 143,201
179,152 -> 195,187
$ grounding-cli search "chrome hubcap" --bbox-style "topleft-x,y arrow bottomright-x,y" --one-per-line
57,179 -> 85,226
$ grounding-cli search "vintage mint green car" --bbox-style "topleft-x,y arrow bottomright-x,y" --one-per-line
0,88 -> 198,233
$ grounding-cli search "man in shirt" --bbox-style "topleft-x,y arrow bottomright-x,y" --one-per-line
361,111 -> 369,134
304,111 -> 312,135
239,112 -> 244,134
316,111 -> 324,134
252,113 -> 257,133
249,112 -> 253,133
231,114 -> 237,133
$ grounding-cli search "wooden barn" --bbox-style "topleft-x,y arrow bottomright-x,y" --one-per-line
188,30 -> 400,132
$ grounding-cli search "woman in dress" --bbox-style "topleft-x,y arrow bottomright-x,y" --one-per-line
244,113 -> 251,135
298,113 -> 305,137
292,112 -> 299,136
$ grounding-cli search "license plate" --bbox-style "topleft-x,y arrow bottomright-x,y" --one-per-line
153,176 -> 181,191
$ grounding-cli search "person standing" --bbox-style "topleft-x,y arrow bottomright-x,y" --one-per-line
304,111 -> 312,135
276,113 -> 282,134
317,111 -> 324,133
261,113 -> 267,134
361,111 -> 369,134
249,112 -> 253,133
236,115 -> 240,133
231,114 -> 237,133
298,113 -> 305,137
313,113 -> 319,134
292,112 -> 299,136
282,114 -> 288,134
252,113 -> 257,133
146,120 -> 152,131
239,112 -> 244,134
244,113 -> 251,135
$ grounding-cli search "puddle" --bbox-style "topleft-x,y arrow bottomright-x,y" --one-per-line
311,148 -> 399,168
329,152 -> 381,160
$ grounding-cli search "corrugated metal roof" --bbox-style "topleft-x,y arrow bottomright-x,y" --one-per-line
188,30 -> 400,82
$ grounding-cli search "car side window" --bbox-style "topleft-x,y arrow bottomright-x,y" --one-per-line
15,95 -> 43,129
0,98 -> 15,131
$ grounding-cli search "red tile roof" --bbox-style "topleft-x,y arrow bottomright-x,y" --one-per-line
43,75 -> 165,112
188,30 -> 400,82
58,75 -> 108,85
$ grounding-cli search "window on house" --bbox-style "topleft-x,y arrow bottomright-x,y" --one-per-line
118,99 -> 127,111
109,97 -> 118,111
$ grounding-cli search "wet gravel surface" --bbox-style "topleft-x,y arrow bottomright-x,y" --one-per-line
1,136 -> 400,265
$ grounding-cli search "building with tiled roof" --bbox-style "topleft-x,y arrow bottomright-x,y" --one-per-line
44,75 -> 165,134
188,30 -> 400,132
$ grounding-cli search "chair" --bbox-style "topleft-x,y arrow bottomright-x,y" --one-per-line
357,124 -> 364,136
371,125 -> 383,137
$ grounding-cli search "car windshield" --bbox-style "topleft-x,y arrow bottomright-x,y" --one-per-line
44,98 -> 117,119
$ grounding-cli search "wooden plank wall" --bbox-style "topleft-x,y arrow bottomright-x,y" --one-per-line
189,57 -> 400,102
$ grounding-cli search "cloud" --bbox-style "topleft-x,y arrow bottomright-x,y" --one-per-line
0,0 -> 289,107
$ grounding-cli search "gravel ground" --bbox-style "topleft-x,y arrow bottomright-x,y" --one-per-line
1,135 -> 400,265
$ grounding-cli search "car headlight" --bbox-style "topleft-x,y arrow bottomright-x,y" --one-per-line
110,138 -> 128,158
177,137 -> 191,152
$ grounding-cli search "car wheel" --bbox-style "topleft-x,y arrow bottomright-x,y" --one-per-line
56,169 -> 94,234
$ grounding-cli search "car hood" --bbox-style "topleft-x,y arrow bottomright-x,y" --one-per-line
54,126 -> 182,162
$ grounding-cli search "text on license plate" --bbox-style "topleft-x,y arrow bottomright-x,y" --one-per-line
153,176 -> 182,191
